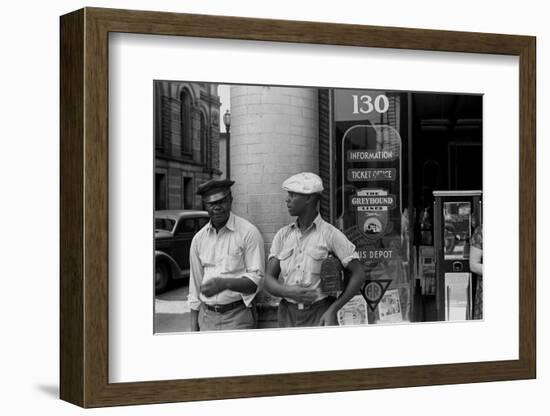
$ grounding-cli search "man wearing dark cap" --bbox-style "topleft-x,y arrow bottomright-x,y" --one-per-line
188,178 -> 265,331
264,172 -> 365,327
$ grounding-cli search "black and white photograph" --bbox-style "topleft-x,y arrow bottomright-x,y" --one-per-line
153,82 -> 483,333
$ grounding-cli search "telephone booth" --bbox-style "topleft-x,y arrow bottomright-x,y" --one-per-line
432,190 -> 482,321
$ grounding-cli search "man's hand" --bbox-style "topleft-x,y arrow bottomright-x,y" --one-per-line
319,307 -> 338,326
200,278 -> 227,297
284,284 -> 319,304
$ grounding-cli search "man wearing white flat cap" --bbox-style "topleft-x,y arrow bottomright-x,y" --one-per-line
264,172 -> 365,327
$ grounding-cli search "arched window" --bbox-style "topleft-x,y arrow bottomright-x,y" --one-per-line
180,90 -> 192,155
200,112 -> 208,166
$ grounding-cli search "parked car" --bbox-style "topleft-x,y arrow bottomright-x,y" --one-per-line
155,209 -> 209,293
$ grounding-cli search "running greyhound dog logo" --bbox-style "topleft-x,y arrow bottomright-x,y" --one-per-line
351,188 -> 395,239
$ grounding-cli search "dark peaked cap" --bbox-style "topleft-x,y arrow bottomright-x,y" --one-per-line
196,178 -> 235,203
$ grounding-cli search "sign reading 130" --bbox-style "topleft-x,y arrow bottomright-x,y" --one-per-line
352,94 -> 389,115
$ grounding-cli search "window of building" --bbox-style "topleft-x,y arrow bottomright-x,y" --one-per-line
154,81 -> 163,152
200,112 -> 208,165
180,90 -> 193,155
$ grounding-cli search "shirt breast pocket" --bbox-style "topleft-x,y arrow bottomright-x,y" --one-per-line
199,253 -> 215,267
224,247 -> 245,273
277,248 -> 294,277
306,246 -> 328,275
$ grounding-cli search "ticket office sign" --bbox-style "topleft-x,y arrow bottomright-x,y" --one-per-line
347,168 -> 397,182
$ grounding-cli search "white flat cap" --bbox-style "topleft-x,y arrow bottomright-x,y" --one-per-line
282,172 -> 324,194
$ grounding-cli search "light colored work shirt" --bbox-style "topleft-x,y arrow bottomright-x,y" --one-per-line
188,212 -> 265,310
269,214 -> 359,303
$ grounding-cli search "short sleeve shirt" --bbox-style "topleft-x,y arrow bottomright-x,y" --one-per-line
269,214 -> 359,303
188,213 -> 265,310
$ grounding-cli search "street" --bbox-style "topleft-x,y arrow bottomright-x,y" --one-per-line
154,281 -> 191,333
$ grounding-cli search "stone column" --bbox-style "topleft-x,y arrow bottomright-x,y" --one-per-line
229,85 -> 319,247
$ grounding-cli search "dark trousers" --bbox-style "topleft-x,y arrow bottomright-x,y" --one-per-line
277,297 -> 334,328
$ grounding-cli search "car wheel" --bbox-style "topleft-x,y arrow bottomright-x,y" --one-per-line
155,262 -> 171,294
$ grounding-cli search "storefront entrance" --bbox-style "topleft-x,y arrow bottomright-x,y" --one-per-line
324,89 -> 482,323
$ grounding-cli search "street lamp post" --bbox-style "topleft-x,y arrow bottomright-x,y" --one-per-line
223,109 -> 231,179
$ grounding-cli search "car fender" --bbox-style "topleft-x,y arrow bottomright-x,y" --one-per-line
154,250 -> 182,280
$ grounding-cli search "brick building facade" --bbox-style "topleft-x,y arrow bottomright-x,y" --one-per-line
154,81 -> 222,210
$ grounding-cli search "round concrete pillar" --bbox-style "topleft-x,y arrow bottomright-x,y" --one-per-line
229,85 -> 319,246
